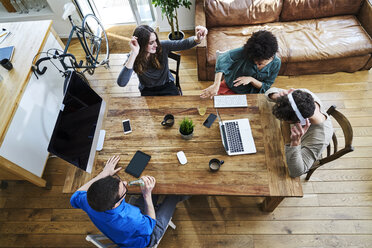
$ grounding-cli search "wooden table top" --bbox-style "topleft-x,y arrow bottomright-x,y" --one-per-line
0,20 -> 52,146
64,95 -> 303,198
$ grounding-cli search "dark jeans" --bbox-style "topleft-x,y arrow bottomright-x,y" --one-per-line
133,195 -> 184,247
140,81 -> 180,96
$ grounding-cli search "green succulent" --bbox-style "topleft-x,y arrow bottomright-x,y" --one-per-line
179,117 -> 194,135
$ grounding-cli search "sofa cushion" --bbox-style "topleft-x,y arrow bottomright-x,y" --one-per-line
205,0 -> 282,28
280,0 -> 363,21
207,15 -> 372,65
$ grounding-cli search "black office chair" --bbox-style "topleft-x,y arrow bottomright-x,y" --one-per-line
168,52 -> 182,95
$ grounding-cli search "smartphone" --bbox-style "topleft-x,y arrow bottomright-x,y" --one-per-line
122,119 -> 132,134
203,113 -> 217,128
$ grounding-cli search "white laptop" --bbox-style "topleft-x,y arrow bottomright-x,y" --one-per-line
216,110 -> 256,155
214,95 -> 248,108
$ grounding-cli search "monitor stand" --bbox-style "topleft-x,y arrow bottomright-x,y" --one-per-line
96,130 -> 106,151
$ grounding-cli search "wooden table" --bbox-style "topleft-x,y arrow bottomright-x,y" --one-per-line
64,95 -> 303,211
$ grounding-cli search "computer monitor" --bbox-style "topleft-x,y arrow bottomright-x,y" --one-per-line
47,71 -> 106,173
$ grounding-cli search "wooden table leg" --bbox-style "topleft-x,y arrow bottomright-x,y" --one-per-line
261,196 -> 284,212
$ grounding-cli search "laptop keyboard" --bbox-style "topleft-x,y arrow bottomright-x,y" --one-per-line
214,95 -> 248,108
225,121 -> 244,153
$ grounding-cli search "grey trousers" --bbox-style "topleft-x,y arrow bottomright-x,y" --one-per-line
133,195 -> 184,247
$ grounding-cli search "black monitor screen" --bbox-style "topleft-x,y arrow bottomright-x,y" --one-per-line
48,71 -> 104,172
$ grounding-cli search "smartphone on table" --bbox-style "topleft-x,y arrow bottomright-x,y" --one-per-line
203,113 -> 217,128
122,119 -> 132,134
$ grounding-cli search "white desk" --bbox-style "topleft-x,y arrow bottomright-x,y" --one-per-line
0,20 -> 64,187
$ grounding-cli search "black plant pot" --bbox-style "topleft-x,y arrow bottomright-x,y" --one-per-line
168,31 -> 185,40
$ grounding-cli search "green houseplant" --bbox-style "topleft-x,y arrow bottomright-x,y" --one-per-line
152,0 -> 192,40
179,117 -> 195,140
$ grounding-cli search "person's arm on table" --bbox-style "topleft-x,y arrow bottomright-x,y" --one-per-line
140,175 -> 156,220
200,72 -> 223,99
233,59 -> 281,93
75,155 -> 122,192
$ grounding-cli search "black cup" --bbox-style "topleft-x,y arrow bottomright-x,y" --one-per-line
0,59 -> 13,70
161,114 -> 174,127
209,158 -> 224,172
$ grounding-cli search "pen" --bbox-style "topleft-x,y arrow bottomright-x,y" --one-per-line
0,31 -> 11,44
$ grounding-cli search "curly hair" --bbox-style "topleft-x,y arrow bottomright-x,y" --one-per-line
243,30 -> 278,62
133,25 -> 163,75
272,90 -> 315,123
87,176 -> 121,212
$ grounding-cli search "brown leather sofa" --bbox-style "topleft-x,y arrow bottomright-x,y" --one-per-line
195,0 -> 372,81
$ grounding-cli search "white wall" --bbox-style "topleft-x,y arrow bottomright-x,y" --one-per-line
47,0 -> 81,38
155,0 -> 195,32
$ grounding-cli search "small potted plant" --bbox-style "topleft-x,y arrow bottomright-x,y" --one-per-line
152,0 -> 192,40
179,117 -> 194,140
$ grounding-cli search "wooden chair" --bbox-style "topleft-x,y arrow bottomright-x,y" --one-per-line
86,219 -> 176,248
305,105 -> 354,180
168,52 -> 182,95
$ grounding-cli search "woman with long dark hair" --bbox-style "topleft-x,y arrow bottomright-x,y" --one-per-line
117,25 -> 207,96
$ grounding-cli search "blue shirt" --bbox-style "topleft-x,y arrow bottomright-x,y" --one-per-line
70,191 -> 156,248
216,47 -> 281,94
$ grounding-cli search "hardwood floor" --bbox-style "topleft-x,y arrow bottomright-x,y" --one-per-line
1,33 -> 371,247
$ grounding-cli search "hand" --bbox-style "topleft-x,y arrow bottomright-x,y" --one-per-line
270,88 -> 296,101
101,155 -> 122,177
129,36 -> 140,55
140,175 -> 156,198
200,83 -> 219,99
233,76 -> 254,87
194,25 -> 208,43
290,119 -> 311,146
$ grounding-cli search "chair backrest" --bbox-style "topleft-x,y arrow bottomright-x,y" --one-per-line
168,52 -> 182,95
306,105 -> 354,180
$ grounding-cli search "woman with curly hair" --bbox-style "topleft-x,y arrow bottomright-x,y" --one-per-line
200,30 -> 280,98
265,87 -> 334,177
117,25 -> 207,96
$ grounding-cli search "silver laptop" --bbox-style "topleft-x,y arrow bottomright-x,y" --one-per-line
216,110 -> 256,155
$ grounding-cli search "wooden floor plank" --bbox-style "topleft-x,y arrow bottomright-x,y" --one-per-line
1,32 -> 371,247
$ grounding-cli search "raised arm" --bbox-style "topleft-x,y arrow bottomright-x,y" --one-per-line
117,36 -> 140,87
76,155 -> 122,192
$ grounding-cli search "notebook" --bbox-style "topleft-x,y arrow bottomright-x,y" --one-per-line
216,109 -> 256,156
0,46 -> 14,61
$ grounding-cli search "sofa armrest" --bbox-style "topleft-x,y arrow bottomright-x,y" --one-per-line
358,0 -> 372,39
195,0 -> 208,80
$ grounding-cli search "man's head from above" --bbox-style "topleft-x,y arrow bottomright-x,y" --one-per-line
244,30 -> 278,69
87,175 -> 127,212
272,90 -> 316,123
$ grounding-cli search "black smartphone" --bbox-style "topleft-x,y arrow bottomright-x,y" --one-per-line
203,113 -> 217,128
125,151 -> 151,178
122,119 -> 132,134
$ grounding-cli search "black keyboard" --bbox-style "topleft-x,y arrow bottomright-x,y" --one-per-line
225,121 -> 244,153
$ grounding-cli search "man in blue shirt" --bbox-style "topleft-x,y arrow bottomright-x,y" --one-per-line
70,155 -> 185,247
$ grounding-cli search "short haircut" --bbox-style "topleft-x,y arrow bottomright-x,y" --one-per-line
272,90 -> 315,123
243,30 -> 278,62
87,176 -> 121,212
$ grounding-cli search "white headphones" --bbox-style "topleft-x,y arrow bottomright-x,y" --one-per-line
287,92 -> 306,125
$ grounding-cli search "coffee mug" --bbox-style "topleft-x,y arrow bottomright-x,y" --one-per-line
0,59 -> 13,70
161,114 -> 174,127
209,158 -> 224,172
